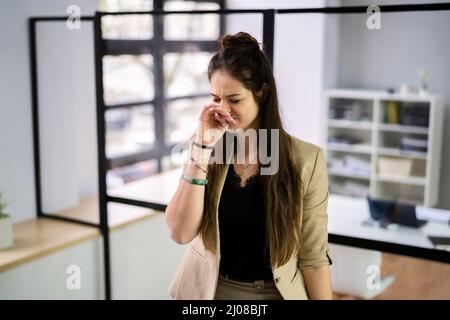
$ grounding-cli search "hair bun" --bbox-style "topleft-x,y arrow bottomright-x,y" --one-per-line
220,32 -> 260,50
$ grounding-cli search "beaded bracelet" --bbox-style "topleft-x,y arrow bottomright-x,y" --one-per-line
190,156 -> 208,174
193,141 -> 215,150
181,175 -> 208,186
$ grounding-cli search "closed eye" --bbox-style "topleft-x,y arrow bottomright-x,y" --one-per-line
213,98 -> 241,104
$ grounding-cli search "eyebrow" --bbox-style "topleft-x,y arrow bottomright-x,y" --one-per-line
210,93 -> 242,98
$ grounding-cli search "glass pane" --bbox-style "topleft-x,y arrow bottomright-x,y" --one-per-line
164,1 -> 220,40
165,52 -> 212,98
106,105 -> 155,159
102,14 -> 153,40
164,0 -> 219,11
107,159 -> 159,190
100,0 -> 153,12
161,154 -> 183,172
165,96 -> 210,144
103,54 -> 154,105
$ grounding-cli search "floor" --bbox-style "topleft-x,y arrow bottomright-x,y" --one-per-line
333,253 -> 450,300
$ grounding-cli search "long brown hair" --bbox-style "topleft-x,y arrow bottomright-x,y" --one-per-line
199,32 -> 302,268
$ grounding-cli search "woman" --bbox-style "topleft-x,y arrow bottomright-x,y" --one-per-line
165,32 -> 333,300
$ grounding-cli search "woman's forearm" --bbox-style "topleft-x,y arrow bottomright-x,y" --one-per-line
301,265 -> 333,300
165,147 -> 212,244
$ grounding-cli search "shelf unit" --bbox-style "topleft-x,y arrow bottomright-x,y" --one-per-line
323,89 -> 444,206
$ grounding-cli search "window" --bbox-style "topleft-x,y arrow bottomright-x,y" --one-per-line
103,54 -> 154,105
165,96 -> 210,144
165,52 -> 212,98
100,0 -> 225,189
105,105 -> 155,159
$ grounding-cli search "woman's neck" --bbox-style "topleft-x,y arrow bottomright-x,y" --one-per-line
234,130 -> 259,164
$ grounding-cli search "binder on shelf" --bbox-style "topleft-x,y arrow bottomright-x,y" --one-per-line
385,101 -> 400,124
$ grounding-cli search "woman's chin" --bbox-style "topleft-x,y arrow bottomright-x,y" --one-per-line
228,119 -> 239,129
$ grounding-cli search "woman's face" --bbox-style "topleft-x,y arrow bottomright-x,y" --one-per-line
209,69 -> 259,130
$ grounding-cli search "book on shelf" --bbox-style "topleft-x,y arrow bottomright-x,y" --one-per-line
385,101 -> 400,124
400,103 -> 429,127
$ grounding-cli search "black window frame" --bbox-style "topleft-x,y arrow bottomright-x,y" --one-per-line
104,0 -> 226,173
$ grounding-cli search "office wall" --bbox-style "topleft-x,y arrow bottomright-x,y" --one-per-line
226,0 -> 338,147
0,0 -> 339,223
0,0 -> 98,223
0,215 -> 186,299
5,0 -> 447,221
336,0 -> 450,209
0,237 -> 102,299
110,214 -> 186,300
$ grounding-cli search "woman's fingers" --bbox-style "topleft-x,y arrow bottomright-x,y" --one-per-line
200,103 -> 219,120
196,103 -> 236,146
214,112 -> 228,127
208,106 -> 235,122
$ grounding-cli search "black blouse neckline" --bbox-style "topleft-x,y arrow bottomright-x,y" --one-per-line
229,164 -> 261,190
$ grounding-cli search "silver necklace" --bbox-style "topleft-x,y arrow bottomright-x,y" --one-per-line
234,154 -> 259,177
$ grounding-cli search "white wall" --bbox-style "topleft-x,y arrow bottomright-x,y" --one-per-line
226,0 -> 450,209
336,0 -> 450,209
0,0 -> 339,223
110,214 -> 186,299
0,0 -> 98,223
226,0 -> 338,147
0,215 -> 186,299
0,236 -> 103,299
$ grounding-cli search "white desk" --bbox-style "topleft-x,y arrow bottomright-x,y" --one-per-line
109,168 -> 182,205
328,194 -> 450,251
110,169 -> 450,259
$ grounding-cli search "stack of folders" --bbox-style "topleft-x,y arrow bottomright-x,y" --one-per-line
328,135 -> 361,145
330,180 -> 370,197
416,206 -> 450,224
328,155 -> 371,176
416,206 -> 450,250
329,102 -> 362,121
343,155 -> 371,175
400,137 -> 428,153
428,237 -> 450,251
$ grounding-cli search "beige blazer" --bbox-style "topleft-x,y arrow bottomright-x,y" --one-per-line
168,136 -> 332,300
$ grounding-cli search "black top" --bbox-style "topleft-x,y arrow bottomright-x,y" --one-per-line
218,164 -> 273,282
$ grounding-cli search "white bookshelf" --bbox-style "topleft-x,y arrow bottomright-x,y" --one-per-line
323,89 -> 445,207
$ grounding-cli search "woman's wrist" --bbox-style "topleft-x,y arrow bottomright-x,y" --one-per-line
190,138 -> 213,167
182,154 -> 208,179
191,148 -> 212,168
194,125 -> 217,147
189,156 -> 208,174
